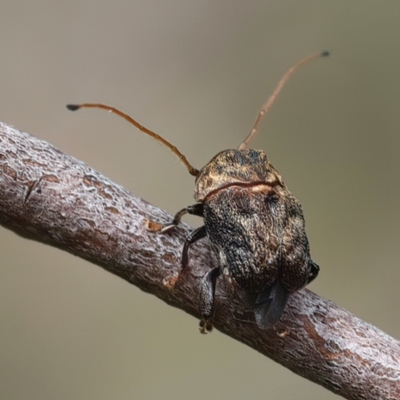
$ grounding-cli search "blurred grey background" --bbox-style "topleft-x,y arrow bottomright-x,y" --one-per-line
1,1 -> 399,399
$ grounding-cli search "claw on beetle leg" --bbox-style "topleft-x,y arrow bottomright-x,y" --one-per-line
159,223 -> 177,233
199,319 -> 213,334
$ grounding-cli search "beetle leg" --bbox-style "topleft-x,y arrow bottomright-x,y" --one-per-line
163,225 -> 207,288
199,267 -> 221,334
185,203 -> 204,217
181,225 -> 206,267
159,203 -> 204,233
159,208 -> 189,233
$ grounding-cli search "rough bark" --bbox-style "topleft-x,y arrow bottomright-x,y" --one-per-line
0,121 -> 399,399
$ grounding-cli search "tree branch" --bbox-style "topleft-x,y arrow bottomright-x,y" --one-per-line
0,121 -> 399,400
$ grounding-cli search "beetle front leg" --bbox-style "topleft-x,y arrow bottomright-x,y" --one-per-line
199,267 -> 221,334
163,225 -> 207,288
146,203 -> 204,233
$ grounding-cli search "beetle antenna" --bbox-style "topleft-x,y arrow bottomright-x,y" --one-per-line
238,50 -> 329,150
66,103 -> 199,177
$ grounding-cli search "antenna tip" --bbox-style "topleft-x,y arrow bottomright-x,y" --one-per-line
66,104 -> 81,111
320,50 -> 330,57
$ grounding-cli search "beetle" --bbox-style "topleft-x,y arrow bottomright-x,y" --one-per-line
67,50 -> 328,333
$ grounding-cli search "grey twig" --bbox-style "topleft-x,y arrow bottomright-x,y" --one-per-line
0,122 -> 399,400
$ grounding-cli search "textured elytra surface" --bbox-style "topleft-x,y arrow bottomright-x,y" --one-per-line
203,184 -> 315,293
0,122 -> 400,400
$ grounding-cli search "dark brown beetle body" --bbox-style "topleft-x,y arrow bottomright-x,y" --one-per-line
166,149 -> 318,332
67,51 -> 327,333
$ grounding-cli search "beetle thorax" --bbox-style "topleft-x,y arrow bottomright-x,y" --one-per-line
194,149 -> 282,202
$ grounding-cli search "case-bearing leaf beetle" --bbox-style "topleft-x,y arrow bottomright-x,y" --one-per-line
67,50 -> 328,334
